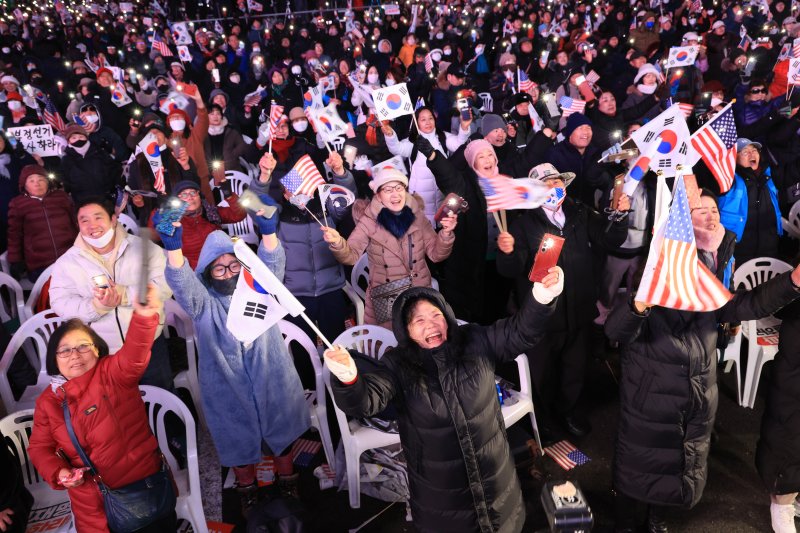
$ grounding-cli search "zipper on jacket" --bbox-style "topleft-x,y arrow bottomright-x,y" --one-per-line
41,198 -> 60,261
113,261 -> 126,345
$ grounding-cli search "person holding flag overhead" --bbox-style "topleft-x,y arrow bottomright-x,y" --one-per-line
606,175 -> 800,533
160,192 -> 310,508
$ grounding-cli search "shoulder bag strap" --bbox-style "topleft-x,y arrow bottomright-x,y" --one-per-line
407,234 -> 413,275
61,393 -> 106,490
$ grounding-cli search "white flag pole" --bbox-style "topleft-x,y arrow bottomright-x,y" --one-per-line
300,312 -> 334,350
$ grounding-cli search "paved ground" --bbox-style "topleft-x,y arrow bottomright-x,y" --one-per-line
209,349 -> 782,532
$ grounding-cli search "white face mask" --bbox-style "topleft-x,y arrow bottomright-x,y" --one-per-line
291,65 -> 301,75
170,119 -> 186,131
230,73 -> 241,84
431,51 -> 442,62
1,47 -> 9,54
85,114 -> 99,123
543,187 -> 566,210
367,73 -> 379,84
637,83 -> 657,94
443,48 -> 452,56
436,32 -> 444,40
385,78 -> 396,86
7,100 -> 21,111
293,119 -> 308,132
475,45 -> 485,56
510,36 -> 517,43
83,227 -> 115,248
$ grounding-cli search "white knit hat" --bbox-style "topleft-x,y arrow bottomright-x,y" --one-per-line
369,168 -> 409,193
634,63 -> 664,84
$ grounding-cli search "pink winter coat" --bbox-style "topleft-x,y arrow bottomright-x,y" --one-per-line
329,193 -> 455,327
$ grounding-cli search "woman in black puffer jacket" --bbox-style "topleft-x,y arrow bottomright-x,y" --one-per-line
325,274 -> 563,533
756,298 -> 800,533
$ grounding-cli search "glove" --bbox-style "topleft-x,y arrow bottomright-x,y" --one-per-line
218,179 -> 233,197
10,261 -> 25,280
153,211 -> 184,251
415,137 -> 436,159
353,155 -> 372,171
323,346 -> 358,384
601,143 -> 622,160
531,266 -> 564,305
256,122 -> 271,147
249,194 -> 279,235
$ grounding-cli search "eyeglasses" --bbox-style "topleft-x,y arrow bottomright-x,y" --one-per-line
210,261 -> 241,278
177,189 -> 199,200
739,147 -> 760,156
379,184 -> 406,193
56,343 -> 95,359
749,88 -> 766,94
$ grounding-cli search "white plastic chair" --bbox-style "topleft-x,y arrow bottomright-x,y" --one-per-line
0,311 -> 64,413
0,250 -> 33,291
0,272 -> 24,324
478,92 -> 493,113
731,257 -> 793,408
0,409 -> 76,530
212,170 -> 259,246
277,320 -> 335,469
238,156 -> 260,183
349,253 -> 370,301
117,213 -> 140,236
327,326 -> 399,508
164,300 -> 205,428
138,386 -> 208,533
22,263 -> 55,322
781,200 -> 800,240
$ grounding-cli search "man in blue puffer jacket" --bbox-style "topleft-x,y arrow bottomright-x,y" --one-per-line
718,138 -> 783,266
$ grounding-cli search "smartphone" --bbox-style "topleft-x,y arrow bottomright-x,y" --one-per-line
528,233 -> 565,283
155,198 -> 188,236
212,68 -> 221,83
540,50 -> 550,65
611,174 -> 625,210
542,93 -> 560,117
457,98 -> 471,121
170,135 -> 183,151
238,189 -> 277,218
92,274 -> 110,289
698,92 -> 712,111
343,145 -> 358,167
434,193 -> 469,223
179,83 -> 197,97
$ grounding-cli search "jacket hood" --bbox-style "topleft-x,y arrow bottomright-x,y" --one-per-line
391,286 -> 459,346
195,230 -> 234,276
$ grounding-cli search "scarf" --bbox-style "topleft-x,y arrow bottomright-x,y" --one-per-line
377,205 -> 415,238
70,141 -> 91,158
50,374 -> 67,393
271,137 -> 296,163
366,113 -> 380,146
208,118 -> 228,136
202,199 -> 223,226
272,80 -> 288,97
0,153 -> 10,179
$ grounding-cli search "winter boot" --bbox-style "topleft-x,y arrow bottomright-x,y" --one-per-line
277,472 -> 300,500
771,502 -> 797,533
647,505 -> 669,533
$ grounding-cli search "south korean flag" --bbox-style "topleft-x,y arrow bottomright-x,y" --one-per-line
227,268 -> 289,346
372,83 -> 414,120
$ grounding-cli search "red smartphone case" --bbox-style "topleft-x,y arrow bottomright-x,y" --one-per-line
529,234 -> 565,283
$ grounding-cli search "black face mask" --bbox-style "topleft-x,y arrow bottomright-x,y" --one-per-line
210,275 -> 239,295
156,84 -> 169,93
70,139 -> 88,148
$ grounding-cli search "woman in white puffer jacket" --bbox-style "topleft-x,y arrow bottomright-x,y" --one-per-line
382,107 -> 472,224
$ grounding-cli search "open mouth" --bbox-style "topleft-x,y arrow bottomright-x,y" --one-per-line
425,333 -> 443,344
89,229 -> 105,238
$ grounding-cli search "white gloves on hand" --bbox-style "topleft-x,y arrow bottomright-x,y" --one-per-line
256,122 -> 271,147
531,266 -> 564,305
323,345 -> 358,384
353,155 -> 372,171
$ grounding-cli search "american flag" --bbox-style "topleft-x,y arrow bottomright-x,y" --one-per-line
152,33 -> 173,57
636,175 -> 732,311
544,440 -> 591,471
414,96 -> 425,111
478,175 -> 549,212
518,69 -> 536,94
424,52 -> 434,72
244,86 -> 267,107
559,96 -> 586,118
291,438 -> 321,468
793,37 -> 800,58
584,70 -> 600,86
268,102 -> 285,139
38,94 -> 66,133
690,103 -> 737,193
280,154 -> 326,196
677,102 -> 694,118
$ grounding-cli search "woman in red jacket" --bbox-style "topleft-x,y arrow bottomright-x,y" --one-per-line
6,164 -> 78,282
28,286 -> 177,533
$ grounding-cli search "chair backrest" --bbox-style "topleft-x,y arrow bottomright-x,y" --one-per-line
238,156 -> 260,183
0,409 -> 41,486
23,263 -> 55,321
0,251 -> 9,275
350,253 -> 370,300
278,320 -> 325,408
211,170 -> 258,245
0,312 -> 64,411
138,386 -> 200,496
333,325 -> 397,360
330,136 -> 346,151
478,92 -> 493,112
163,298 -> 198,375
732,257 -> 793,291
117,213 -> 140,236
0,272 -> 24,323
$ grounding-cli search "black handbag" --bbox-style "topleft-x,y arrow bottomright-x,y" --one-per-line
61,398 -> 177,533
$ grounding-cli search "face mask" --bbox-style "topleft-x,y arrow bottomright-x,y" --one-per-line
7,100 -> 21,111
252,46 -> 261,53
688,17 -> 697,25
385,78 -> 396,86
293,119 -> 309,132
1,48 -> 8,54
156,84 -> 169,93
83,227 -> 114,248
170,119 -> 186,131
770,28 -> 778,35
85,114 -> 99,124
71,139 -> 88,148
230,74 -> 241,84
637,83 -> 657,94
443,48 -> 452,56
367,73 -> 379,84
543,187 -> 566,210
291,65 -> 301,75
510,36 -> 517,43
436,32 -> 444,40
475,45 -> 485,55
431,51 -> 442,62
210,274 -> 239,295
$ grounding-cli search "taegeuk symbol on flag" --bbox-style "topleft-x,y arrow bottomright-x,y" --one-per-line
630,104 -> 691,177
372,83 -> 414,120
667,45 -> 698,67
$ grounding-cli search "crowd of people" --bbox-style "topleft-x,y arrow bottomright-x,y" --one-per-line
2,0 -> 800,531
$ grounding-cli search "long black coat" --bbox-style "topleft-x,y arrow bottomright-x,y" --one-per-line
331,287 -> 556,533
606,273 -> 800,508
756,299 -> 800,495
60,143 -> 122,205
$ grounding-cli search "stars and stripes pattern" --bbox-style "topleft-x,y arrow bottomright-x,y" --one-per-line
424,52 -> 434,73
518,69 -> 536,94
636,175 -> 732,311
280,154 -> 326,197
291,438 -> 321,467
559,96 -> 586,118
584,70 -> 600,86
690,104 -> 737,193
677,102 -> 694,118
477,175 -> 548,212
244,86 -> 267,107
544,440 -> 591,471
39,94 -> 66,133
152,33 -> 173,57
268,102 -> 285,139
793,37 -> 800,58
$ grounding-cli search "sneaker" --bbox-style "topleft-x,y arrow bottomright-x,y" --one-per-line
770,502 -> 797,533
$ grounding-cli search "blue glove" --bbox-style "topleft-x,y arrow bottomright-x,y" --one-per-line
250,194 -> 279,235
153,211 -> 183,251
